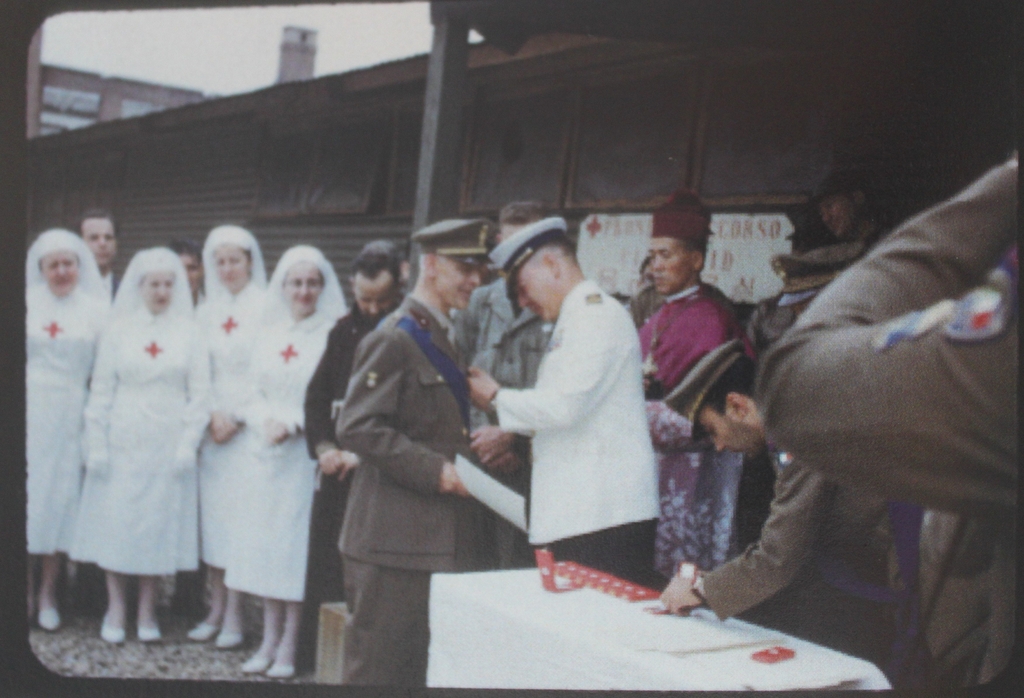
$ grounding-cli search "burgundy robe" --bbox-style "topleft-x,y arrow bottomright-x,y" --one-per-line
639,284 -> 754,578
638,284 -> 753,394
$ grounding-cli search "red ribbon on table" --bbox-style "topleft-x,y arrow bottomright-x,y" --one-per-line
534,549 -> 661,601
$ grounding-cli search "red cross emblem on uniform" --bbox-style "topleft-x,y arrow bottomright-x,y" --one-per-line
281,344 -> 298,363
44,322 -> 63,338
222,316 -> 239,334
145,341 -> 163,358
586,217 -> 602,237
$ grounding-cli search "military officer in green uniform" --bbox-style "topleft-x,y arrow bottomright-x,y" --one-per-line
659,341 -> 898,668
454,201 -> 550,568
336,218 -> 495,686
758,157 -> 1017,687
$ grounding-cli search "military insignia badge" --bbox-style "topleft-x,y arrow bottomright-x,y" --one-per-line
944,245 -> 1016,343
585,293 -> 603,305
872,299 -> 957,352
943,286 -> 1009,343
366,371 -> 378,388
770,448 -> 790,470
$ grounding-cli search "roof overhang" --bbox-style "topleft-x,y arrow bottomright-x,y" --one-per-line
434,0 -> 922,55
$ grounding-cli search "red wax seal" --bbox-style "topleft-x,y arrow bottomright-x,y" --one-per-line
751,646 -> 795,664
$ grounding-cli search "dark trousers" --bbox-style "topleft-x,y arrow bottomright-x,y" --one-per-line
295,474 -> 350,674
547,518 -> 662,590
341,556 -> 432,687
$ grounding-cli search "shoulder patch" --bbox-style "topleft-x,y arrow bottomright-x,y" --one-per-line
872,300 -> 957,352
944,245 -> 1017,344
943,286 -> 1009,343
586,293 -> 603,305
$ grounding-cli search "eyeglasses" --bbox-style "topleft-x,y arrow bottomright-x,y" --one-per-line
285,278 -> 323,291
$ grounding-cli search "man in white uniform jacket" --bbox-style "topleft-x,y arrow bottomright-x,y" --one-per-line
468,217 -> 661,588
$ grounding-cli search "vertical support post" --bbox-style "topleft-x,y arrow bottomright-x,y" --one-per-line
26,26 -> 42,139
412,7 -> 469,233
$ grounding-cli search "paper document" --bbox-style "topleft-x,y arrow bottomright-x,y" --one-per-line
454,455 -> 528,532
612,612 -> 782,655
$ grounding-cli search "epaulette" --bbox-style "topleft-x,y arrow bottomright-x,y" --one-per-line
407,308 -> 432,330
586,293 -> 603,305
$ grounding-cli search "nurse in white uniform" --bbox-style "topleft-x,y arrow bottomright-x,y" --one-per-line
72,248 -> 211,644
225,245 -> 346,678
187,225 -> 267,648
25,229 -> 108,631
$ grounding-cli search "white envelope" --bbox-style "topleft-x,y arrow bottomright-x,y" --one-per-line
454,454 -> 528,532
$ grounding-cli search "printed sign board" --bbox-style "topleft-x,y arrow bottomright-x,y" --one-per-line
577,212 -> 793,303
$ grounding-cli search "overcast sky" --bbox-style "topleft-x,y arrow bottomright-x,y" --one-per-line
40,3 -> 437,96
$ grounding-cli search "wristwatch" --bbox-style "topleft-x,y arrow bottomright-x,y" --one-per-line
678,561 -> 707,606
693,573 -> 706,601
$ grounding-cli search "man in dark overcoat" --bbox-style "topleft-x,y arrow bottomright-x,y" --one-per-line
295,240 -> 403,674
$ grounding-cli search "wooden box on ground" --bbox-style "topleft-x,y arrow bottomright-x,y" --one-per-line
316,602 -> 348,684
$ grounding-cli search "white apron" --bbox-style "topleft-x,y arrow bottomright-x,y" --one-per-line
224,313 -> 330,601
26,286 -> 107,554
195,283 -> 265,568
72,310 -> 210,575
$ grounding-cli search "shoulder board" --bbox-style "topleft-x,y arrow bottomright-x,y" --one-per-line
586,293 -> 603,305
407,308 -> 432,330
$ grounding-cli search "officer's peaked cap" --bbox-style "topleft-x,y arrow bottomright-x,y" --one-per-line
412,218 -> 492,262
772,240 -> 863,298
489,216 -> 569,274
664,339 -> 746,423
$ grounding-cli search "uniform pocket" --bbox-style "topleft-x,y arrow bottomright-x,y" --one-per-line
406,366 -> 454,434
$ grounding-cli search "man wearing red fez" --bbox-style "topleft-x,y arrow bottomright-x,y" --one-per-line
639,188 -> 759,580
640,189 -> 753,396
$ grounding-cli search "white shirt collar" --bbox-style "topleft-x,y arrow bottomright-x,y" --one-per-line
663,284 -> 700,303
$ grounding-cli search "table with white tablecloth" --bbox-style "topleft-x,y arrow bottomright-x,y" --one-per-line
427,569 -> 891,691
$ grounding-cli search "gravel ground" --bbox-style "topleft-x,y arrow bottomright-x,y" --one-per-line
29,595 -> 317,683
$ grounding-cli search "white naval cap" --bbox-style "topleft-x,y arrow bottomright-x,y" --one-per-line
489,216 -> 569,274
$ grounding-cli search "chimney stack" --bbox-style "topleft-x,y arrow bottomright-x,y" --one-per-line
277,26 -> 317,84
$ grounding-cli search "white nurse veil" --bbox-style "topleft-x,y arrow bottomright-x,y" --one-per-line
26,228 -> 106,301
201,225 -> 268,303
113,247 -> 194,320
262,245 -> 347,327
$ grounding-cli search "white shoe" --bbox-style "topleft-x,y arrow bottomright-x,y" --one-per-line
100,621 -> 125,644
37,608 -> 61,631
187,622 -> 220,642
215,630 -> 244,649
137,624 -> 162,643
241,654 -> 272,674
266,662 -> 295,679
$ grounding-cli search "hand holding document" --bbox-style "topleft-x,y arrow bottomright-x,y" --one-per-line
454,454 -> 527,532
